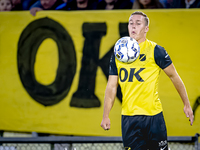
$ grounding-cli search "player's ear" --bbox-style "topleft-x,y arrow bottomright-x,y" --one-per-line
145,26 -> 149,33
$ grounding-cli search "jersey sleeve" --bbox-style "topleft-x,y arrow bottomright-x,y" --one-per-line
154,45 -> 172,69
109,54 -> 118,75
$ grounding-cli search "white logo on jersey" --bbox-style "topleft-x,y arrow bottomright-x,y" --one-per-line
159,140 -> 167,147
160,145 -> 167,150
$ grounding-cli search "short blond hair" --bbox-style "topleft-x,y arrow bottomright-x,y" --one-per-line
129,11 -> 149,26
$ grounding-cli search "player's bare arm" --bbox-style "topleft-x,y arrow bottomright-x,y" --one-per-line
101,75 -> 118,130
163,63 -> 194,125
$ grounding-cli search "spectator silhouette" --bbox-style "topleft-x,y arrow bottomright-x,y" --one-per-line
159,0 -> 173,8
0,0 -> 12,11
132,0 -> 164,9
11,0 -> 37,10
30,0 -> 64,16
11,0 -> 22,10
97,0 -> 133,10
62,0 -> 98,10
171,0 -> 200,8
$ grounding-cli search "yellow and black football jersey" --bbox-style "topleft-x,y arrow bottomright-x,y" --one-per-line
109,39 -> 172,116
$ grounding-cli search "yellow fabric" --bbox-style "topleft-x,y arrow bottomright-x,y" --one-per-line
116,39 -> 162,116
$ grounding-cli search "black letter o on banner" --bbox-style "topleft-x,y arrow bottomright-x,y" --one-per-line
17,17 -> 76,106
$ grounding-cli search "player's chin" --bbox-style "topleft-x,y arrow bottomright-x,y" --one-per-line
130,35 -> 137,40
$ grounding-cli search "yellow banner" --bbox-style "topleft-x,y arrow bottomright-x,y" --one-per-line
0,9 -> 200,136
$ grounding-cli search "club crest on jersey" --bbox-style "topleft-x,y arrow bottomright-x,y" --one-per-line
139,54 -> 146,61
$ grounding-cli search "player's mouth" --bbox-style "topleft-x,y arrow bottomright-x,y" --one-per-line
132,31 -> 136,34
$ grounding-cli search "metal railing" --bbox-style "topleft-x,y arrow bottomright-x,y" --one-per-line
0,133 -> 199,150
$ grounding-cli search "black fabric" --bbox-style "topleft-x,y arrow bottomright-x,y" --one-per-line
109,53 -> 118,75
154,45 -> 172,69
122,112 -> 168,150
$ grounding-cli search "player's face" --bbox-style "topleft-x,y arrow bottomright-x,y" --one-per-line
0,0 -> 12,11
128,14 -> 149,44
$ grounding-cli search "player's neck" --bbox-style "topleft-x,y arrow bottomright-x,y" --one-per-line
137,37 -> 146,44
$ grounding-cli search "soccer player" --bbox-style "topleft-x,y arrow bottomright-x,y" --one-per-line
100,11 -> 194,150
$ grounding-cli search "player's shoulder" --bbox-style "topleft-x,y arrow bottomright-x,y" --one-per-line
145,39 -> 166,52
155,44 -> 166,51
146,39 -> 157,47
154,44 -> 167,57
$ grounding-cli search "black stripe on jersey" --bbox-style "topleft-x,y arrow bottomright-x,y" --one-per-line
154,45 -> 172,69
109,53 -> 118,75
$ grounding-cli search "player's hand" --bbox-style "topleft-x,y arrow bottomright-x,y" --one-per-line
101,117 -> 110,130
184,105 -> 194,126
30,7 -> 43,16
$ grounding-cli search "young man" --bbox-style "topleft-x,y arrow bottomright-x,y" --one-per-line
100,11 -> 194,150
